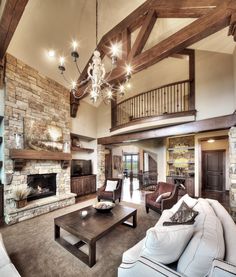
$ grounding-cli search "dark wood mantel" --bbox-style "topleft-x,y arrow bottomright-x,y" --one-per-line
9,149 -> 72,170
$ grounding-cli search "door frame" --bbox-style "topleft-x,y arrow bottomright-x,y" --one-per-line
201,149 -> 226,192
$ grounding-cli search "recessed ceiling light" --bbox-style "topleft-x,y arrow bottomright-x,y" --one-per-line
207,139 -> 215,143
48,50 -> 55,58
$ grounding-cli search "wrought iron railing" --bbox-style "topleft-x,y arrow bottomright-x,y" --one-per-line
111,80 -> 192,129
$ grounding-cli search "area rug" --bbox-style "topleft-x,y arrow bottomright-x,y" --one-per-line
0,199 -> 159,277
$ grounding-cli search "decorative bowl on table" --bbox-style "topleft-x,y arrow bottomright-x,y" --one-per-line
93,201 -> 115,213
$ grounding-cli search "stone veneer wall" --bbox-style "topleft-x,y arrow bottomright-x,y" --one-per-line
3,54 -> 75,224
229,127 -> 236,221
97,144 -> 105,187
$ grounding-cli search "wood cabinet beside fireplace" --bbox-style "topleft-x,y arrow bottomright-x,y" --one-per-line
71,175 -> 96,196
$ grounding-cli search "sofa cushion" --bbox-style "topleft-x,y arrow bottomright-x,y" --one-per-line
122,239 -> 145,263
207,199 -> 236,265
0,263 -> 21,277
141,225 -> 194,264
177,199 -> 225,277
154,209 -> 174,228
0,234 -> 11,268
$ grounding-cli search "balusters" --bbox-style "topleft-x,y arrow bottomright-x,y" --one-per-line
112,80 -> 191,128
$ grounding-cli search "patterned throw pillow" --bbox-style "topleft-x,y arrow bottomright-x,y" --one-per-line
169,201 -> 198,224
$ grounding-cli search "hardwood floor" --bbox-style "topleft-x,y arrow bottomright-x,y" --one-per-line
75,179 -> 231,213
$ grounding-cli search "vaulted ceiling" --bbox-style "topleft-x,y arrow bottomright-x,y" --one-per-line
1,0 -> 236,105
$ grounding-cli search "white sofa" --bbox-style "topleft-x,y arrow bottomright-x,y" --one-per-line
0,233 -> 20,277
118,195 -> 236,277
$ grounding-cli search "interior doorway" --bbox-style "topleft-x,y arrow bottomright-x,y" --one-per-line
202,150 -> 225,192
123,153 -> 139,177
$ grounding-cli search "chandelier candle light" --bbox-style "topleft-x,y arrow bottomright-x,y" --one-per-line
58,40 -> 132,103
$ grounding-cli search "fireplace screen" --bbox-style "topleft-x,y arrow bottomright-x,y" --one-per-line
27,173 -> 57,201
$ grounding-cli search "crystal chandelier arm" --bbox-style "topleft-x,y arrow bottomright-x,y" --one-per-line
75,60 -> 82,75
103,63 -> 115,83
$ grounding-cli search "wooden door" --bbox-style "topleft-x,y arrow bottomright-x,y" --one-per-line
202,150 -> 225,192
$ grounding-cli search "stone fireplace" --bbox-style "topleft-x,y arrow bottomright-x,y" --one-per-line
3,54 -> 76,224
27,173 -> 57,201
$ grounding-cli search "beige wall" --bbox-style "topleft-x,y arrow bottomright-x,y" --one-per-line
195,50 -> 235,120
71,100 -> 98,175
118,57 -> 189,102
71,100 -> 97,139
96,101 -> 111,138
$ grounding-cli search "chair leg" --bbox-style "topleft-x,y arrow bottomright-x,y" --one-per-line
98,198 -> 100,202
146,206 -> 149,213
119,198 -> 121,202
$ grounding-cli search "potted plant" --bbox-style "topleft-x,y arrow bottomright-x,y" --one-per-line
13,186 -> 31,208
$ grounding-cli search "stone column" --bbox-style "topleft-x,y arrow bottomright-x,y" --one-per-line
97,144 -> 105,188
229,127 -> 236,221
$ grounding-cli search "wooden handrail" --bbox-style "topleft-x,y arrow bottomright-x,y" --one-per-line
112,79 -> 192,128
116,79 -> 190,106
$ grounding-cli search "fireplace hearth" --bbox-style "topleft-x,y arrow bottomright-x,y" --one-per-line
27,173 -> 57,201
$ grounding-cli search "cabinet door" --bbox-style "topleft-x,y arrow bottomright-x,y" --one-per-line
82,177 -> 91,194
91,175 -> 96,193
186,178 -> 194,197
71,178 -> 83,196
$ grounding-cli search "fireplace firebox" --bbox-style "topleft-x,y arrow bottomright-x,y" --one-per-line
27,173 -> 56,201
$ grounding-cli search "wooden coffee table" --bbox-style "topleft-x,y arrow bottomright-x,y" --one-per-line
54,204 -> 137,267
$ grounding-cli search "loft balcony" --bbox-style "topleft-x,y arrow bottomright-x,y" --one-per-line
111,79 -> 196,133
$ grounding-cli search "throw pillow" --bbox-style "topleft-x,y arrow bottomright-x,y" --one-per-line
141,225 -> 194,264
105,180 -> 118,191
170,194 -> 198,213
170,201 -> 198,223
155,191 -> 172,203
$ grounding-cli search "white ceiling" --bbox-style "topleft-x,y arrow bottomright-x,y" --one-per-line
5,0 -> 236,106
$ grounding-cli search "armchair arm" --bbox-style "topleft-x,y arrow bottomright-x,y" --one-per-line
113,180 -> 122,199
161,185 -> 178,210
145,184 -> 160,202
118,256 -> 183,277
97,185 -> 106,195
208,259 -> 236,277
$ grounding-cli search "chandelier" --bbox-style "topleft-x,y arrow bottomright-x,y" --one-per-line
57,1 -> 132,103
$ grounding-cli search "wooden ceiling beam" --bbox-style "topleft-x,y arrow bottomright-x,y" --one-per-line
129,9 -> 157,59
122,29 -> 131,60
0,0 -> 29,60
107,4 -> 231,83
74,0 -> 232,100
155,8 -> 217,18
97,114 -> 236,145
151,0 -> 224,8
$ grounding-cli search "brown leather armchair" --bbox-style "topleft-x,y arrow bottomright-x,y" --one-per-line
97,178 -> 123,203
145,182 -> 178,214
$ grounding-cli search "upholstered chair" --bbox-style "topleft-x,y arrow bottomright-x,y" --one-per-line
97,178 -> 123,203
145,182 -> 178,214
